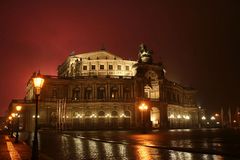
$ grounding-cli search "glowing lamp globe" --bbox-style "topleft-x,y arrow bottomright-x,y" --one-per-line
11,113 -> 16,118
16,105 -> 22,112
32,72 -> 45,94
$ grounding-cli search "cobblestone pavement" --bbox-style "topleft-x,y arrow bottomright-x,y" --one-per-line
19,128 -> 240,160
0,131 -> 31,160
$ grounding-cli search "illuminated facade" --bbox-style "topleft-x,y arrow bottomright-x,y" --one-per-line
9,44 -> 199,131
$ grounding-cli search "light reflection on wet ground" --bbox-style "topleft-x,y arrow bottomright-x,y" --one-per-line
20,128 -> 240,160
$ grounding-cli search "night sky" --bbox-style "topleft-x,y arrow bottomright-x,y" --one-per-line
0,1 -> 239,116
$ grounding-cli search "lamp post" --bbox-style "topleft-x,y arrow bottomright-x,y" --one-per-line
8,116 -> 13,137
198,106 -> 201,128
139,103 -> 148,128
31,71 -> 45,160
15,105 -> 22,143
11,113 -> 16,138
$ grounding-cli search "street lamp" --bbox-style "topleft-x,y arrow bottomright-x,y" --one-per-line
11,113 -> 16,138
139,103 -> 148,128
8,116 -> 13,137
32,71 -> 45,160
15,105 -> 22,143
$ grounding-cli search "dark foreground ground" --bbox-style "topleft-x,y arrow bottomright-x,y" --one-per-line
17,128 -> 240,160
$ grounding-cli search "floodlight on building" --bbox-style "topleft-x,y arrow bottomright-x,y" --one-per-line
210,116 -> 215,120
185,115 -> 190,120
105,114 -> 111,118
201,116 -> 206,120
120,114 -> 126,118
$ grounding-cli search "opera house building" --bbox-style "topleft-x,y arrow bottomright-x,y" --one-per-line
9,44 -> 199,131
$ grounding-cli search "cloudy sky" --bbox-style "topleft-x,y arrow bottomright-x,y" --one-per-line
0,0 -> 239,115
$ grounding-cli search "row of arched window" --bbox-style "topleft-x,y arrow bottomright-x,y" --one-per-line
74,110 -> 131,118
71,86 -> 131,100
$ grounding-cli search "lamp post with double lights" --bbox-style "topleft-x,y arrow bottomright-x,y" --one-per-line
31,72 -> 45,160
139,103 -> 148,128
15,105 -> 22,143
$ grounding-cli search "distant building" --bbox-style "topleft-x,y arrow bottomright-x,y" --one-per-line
9,44 -> 199,131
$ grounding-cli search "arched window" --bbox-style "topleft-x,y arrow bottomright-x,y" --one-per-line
111,111 -> 118,117
84,87 -> 92,99
124,87 -> 130,99
111,86 -> 118,99
98,111 -> 105,117
124,111 -> 131,117
72,87 -> 80,100
97,86 -> 105,99
85,111 -> 91,117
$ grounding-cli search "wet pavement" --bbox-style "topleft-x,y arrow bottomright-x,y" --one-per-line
20,128 -> 240,160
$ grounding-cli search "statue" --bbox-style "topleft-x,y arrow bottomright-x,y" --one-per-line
74,59 -> 81,76
138,43 -> 153,63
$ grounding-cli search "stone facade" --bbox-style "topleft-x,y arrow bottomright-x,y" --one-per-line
9,45 -> 199,131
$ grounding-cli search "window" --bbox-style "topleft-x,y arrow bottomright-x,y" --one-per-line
98,111 -> 105,117
84,87 -> 92,99
72,87 -> 80,100
111,111 -> 118,117
126,66 -> 129,71
100,65 -> 104,70
91,65 -> 96,70
109,65 -> 113,70
124,87 -> 130,99
83,66 -> 87,70
117,65 -> 121,70
111,87 -> 118,99
52,88 -> 57,98
97,87 -> 105,99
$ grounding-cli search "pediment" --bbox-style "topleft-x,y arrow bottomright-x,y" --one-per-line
73,51 -> 123,60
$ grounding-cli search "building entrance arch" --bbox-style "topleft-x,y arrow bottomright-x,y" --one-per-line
150,107 -> 160,128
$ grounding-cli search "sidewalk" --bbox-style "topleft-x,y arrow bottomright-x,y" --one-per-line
0,131 -> 31,160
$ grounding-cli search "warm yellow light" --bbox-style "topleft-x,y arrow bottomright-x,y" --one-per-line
177,115 -> 181,119
105,114 -> 111,118
201,116 -> 206,120
32,72 -> 45,93
8,116 -> 12,120
215,113 -> 219,117
16,105 -> 22,112
120,114 -> 126,118
139,103 -> 148,111
169,114 -> 175,119
185,115 -> 190,120
33,77 -> 45,88
210,116 -> 215,120
11,113 -> 16,118
233,120 -> 236,123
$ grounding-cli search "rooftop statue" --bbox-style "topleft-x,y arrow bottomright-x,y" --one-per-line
138,43 -> 153,63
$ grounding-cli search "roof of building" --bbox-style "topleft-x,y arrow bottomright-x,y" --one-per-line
71,50 -> 123,60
